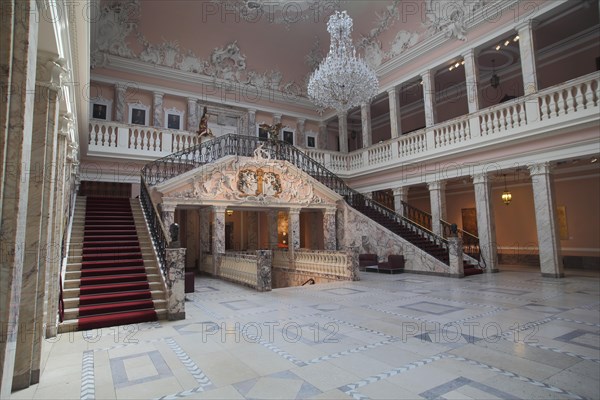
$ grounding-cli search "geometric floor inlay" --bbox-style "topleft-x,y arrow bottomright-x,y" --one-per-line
399,301 -> 464,315
109,350 -> 173,388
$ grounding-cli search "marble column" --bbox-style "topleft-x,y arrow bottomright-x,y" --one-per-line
421,69 -> 437,127
0,2 -> 38,395
323,208 -> 337,250
428,181 -> 447,236
45,125 -> 69,338
516,20 -> 539,95
393,187 -> 409,216
318,121 -> 327,150
296,118 -> 305,148
267,210 -> 279,249
199,208 -> 210,267
187,97 -> 198,132
448,236 -> 465,277
388,87 -> 402,138
529,163 -> 563,277
288,208 -> 301,257
13,80 -> 57,390
212,206 -> 226,275
462,49 -> 480,113
161,204 -> 176,241
153,91 -> 164,127
361,102 -> 372,148
165,248 -> 186,320
115,84 -> 127,123
33,75 -> 60,384
338,112 -> 348,153
247,109 -> 256,136
472,173 -> 499,273
247,211 -> 258,250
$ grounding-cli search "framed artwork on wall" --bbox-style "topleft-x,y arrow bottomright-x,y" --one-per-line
282,129 -> 294,145
89,97 -> 112,121
164,107 -> 184,130
128,102 -> 149,126
305,131 -> 317,148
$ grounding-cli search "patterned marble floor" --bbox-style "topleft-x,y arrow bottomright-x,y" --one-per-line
12,265 -> 600,400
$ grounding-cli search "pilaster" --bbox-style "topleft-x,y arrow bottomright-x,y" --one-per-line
338,112 -> 348,153
212,206 -> 226,275
421,69 -> 437,127
388,87 -> 402,138
361,102 -> 372,148
392,187 -> 409,216
153,91 -> 164,127
462,49 -> 480,113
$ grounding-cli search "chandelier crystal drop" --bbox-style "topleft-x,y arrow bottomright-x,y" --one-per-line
307,11 -> 379,113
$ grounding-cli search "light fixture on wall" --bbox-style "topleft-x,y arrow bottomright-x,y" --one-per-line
226,209 -> 234,216
501,174 -> 512,205
307,10 -> 378,113
490,59 -> 500,89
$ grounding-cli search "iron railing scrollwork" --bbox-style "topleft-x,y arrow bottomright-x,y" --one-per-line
140,176 -> 170,277
369,188 -> 482,266
141,134 -> 450,264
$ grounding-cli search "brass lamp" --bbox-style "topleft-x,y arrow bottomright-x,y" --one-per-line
501,174 -> 512,205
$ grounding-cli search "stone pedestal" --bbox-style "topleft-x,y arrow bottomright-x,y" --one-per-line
448,237 -> 465,278
166,248 -> 186,320
346,249 -> 360,281
256,250 -> 272,292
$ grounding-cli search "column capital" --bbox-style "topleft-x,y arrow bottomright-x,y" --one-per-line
35,56 -> 68,90
288,207 -> 301,215
515,19 -> 539,32
187,97 -> 198,103
153,91 -> 165,97
212,205 -> 228,214
427,181 -> 446,191
461,48 -> 478,58
528,162 -> 553,176
419,69 -> 433,79
115,83 -> 128,92
337,111 -> 347,119
318,121 -> 327,128
296,118 -> 305,124
161,203 -> 176,213
323,207 -> 337,216
273,113 -> 282,121
392,186 -> 408,196
247,108 -> 256,115
387,86 -> 399,95
472,173 -> 490,185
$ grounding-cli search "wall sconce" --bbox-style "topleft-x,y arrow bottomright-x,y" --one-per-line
226,209 -> 234,216
501,174 -> 512,205
490,59 -> 500,89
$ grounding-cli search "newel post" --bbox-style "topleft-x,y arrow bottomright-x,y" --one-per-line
165,223 -> 186,320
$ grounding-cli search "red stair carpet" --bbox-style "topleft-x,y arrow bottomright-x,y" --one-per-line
77,197 -> 157,330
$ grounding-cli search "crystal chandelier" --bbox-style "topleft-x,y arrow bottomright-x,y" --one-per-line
307,11 -> 379,113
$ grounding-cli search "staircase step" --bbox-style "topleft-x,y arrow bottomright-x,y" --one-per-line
78,281 -> 150,296
80,266 -> 147,277
83,239 -> 140,246
79,273 -> 150,286
81,252 -> 143,262
77,309 -> 157,331
79,290 -> 153,305
78,299 -> 155,317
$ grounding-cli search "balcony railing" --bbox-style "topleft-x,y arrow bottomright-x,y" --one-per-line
88,72 -> 599,173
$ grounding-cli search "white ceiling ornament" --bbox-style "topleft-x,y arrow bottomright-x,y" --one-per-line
424,0 -> 483,41
307,11 -> 379,113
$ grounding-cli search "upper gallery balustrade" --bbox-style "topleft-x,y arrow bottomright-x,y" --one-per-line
88,72 -> 599,173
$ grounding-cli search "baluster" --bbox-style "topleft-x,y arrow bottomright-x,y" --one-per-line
548,93 -> 558,118
557,90 -> 567,116
594,78 -> 600,106
565,87 -> 576,114
539,96 -> 548,121
583,80 -> 594,108
510,105 -> 517,127
518,102 -> 526,125
486,114 -> 493,135
574,83 -> 584,111
491,111 -> 499,133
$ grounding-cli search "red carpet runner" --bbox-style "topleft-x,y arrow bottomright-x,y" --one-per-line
77,197 -> 157,330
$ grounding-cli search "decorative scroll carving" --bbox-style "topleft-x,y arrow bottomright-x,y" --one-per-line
424,0 -> 483,41
169,158 -> 328,207
90,0 -> 138,68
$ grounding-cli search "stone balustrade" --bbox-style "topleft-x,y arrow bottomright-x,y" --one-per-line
272,249 -> 358,281
218,251 -> 272,291
87,72 -> 599,175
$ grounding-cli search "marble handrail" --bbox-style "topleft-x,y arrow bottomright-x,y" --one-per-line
272,249 -> 355,280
